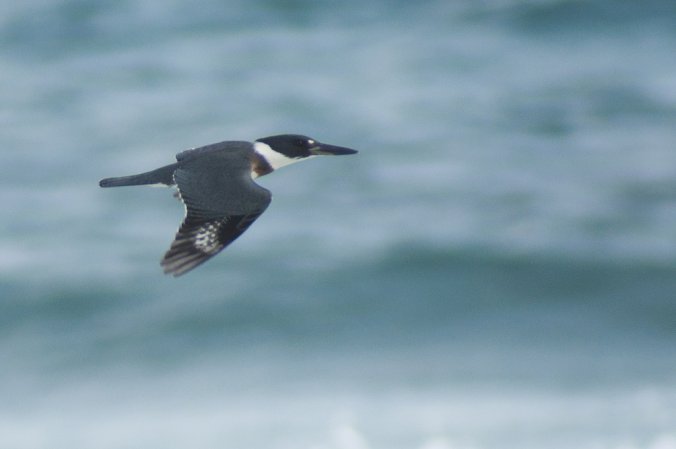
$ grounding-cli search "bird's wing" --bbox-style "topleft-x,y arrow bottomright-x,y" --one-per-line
161,211 -> 267,276
161,147 -> 271,276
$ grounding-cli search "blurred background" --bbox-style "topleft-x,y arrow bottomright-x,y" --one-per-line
1,0 -> 676,448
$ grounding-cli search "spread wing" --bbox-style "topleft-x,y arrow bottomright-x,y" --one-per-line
161,212 -> 266,276
161,145 -> 271,276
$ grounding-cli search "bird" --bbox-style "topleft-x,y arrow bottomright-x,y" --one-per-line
99,134 -> 357,277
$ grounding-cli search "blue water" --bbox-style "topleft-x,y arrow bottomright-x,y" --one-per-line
2,1 -> 676,448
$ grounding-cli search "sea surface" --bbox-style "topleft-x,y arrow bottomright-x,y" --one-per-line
1,1 -> 676,448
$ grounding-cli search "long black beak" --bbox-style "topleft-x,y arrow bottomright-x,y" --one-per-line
310,142 -> 358,156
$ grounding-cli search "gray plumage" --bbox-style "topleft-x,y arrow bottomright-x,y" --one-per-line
100,141 -> 270,276
99,134 -> 357,277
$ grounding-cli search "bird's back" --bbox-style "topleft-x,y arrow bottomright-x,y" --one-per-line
174,142 -> 270,217
175,140 -> 253,162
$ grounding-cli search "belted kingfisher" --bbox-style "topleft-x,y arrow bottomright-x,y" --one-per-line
99,134 -> 357,276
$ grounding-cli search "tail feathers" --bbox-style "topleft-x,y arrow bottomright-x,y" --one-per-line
99,163 -> 178,188
99,175 -> 149,187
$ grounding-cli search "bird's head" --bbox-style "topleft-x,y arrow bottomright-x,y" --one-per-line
253,134 -> 357,171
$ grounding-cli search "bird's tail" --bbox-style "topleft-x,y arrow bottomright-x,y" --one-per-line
99,163 -> 178,188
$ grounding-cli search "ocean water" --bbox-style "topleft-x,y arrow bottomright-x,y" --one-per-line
2,0 -> 676,448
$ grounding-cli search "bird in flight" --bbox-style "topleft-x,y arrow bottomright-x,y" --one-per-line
99,134 -> 357,276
